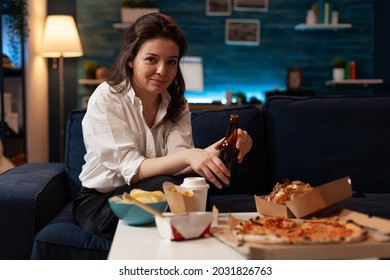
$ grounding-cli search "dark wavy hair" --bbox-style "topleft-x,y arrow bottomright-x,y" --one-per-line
107,13 -> 187,123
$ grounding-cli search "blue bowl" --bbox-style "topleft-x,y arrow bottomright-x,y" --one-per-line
108,195 -> 168,226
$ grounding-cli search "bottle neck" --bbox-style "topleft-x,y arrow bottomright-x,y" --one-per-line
222,114 -> 239,148
225,122 -> 238,139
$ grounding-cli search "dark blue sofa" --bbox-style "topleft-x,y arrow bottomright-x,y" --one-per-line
1,95 -> 390,260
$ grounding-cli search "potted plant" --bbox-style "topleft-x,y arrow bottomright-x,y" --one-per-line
234,92 -> 246,106
120,0 -> 159,23
331,56 -> 345,81
83,61 -> 98,79
3,0 -> 28,64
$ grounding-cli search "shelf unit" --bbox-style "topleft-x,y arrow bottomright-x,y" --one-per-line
112,23 -> 130,29
1,7 -> 27,165
295,23 -> 352,31
326,79 -> 384,87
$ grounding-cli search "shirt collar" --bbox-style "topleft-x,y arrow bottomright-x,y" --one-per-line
127,86 -> 171,107
126,84 -> 171,101
127,87 -> 137,104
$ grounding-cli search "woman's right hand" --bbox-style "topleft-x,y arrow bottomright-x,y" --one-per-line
186,148 -> 230,189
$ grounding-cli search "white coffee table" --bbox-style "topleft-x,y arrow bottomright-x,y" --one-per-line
108,212 -> 257,260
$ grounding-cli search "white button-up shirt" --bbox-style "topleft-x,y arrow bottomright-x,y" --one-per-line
79,82 -> 194,193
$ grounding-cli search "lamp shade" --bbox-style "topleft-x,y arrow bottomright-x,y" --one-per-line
42,15 -> 83,58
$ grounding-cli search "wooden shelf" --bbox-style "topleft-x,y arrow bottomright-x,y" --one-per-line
78,79 -> 105,85
326,79 -> 383,87
113,23 -> 131,29
295,23 -> 352,31
189,104 -> 262,111
3,68 -> 23,77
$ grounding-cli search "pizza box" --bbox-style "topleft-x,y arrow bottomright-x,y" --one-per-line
335,209 -> 390,235
210,210 -> 390,260
255,176 -> 353,218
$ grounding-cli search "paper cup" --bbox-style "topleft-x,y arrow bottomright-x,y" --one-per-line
180,177 -> 209,212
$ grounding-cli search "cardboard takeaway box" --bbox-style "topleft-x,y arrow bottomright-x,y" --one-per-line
156,182 -> 213,241
255,176 -> 353,218
155,212 -> 213,241
162,182 -> 195,213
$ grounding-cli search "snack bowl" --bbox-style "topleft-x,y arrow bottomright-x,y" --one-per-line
155,212 -> 213,241
109,195 -> 168,226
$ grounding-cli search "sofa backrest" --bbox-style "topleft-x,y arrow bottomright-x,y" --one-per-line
191,105 -> 270,196
65,109 -> 87,199
264,95 -> 390,193
64,105 -> 271,198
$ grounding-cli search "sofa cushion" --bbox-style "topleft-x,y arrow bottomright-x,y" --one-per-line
0,163 -> 66,259
264,96 -> 390,193
31,202 -> 111,260
209,194 -> 257,212
191,105 -> 271,196
65,109 -> 87,199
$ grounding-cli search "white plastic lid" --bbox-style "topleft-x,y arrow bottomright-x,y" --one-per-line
180,177 -> 209,190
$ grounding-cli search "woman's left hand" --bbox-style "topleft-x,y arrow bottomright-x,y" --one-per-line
236,129 -> 252,163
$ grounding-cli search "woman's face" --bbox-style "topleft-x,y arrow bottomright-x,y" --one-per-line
129,37 -> 179,97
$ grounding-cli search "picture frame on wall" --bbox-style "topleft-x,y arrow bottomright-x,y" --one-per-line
233,0 -> 268,12
225,19 -> 260,46
206,0 -> 232,16
287,68 -> 304,90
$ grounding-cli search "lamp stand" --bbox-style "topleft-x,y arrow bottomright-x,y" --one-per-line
58,56 -> 65,162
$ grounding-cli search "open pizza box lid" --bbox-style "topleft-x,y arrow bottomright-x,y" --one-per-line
335,209 -> 390,235
255,176 -> 353,218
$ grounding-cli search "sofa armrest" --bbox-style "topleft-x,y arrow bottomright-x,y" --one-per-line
0,163 -> 67,259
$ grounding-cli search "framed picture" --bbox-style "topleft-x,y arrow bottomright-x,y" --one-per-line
233,0 -> 268,12
287,68 -> 303,90
225,19 -> 260,46
206,0 -> 232,16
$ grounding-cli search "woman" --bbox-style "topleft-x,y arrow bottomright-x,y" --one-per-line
73,13 -> 252,239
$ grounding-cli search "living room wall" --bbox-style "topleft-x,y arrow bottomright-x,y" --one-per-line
76,0 -> 375,104
47,0 -> 389,161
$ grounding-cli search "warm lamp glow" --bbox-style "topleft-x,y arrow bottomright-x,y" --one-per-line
41,15 -> 83,162
42,15 -> 83,58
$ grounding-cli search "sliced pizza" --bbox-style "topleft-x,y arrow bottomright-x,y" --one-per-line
294,218 -> 367,244
232,216 -> 367,245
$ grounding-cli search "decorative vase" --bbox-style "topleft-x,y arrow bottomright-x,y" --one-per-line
225,91 -> 233,105
306,9 -> 317,25
121,8 -> 159,23
333,68 -> 345,81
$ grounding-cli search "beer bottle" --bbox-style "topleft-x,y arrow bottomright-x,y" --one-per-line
218,114 -> 239,187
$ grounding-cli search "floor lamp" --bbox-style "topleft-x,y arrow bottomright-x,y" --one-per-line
42,15 -> 83,162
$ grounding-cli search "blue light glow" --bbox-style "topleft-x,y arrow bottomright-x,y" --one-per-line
1,15 -> 22,68
184,83 -> 286,104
